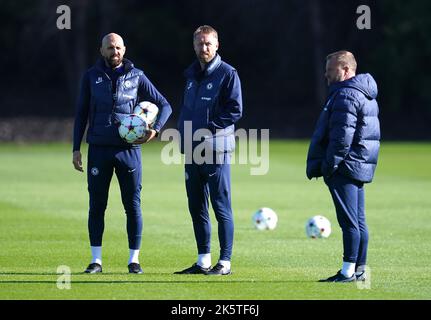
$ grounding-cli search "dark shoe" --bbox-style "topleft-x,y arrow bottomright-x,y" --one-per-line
84,263 -> 102,274
128,263 -> 143,274
206,263 -> 231,275
174,263 -> 210,274
318,270 -> 355,282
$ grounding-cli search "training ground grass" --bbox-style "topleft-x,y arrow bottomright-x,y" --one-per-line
0,140 -> 430,300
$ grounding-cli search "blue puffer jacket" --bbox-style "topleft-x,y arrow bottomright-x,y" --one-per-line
177,54 -> 243,154
73,58 -> 172,151
306,73 -> 380,183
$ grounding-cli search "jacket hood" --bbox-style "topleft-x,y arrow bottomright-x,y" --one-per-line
330,73 -> 378,99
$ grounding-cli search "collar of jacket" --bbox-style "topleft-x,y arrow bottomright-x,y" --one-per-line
328,78 -> 347,96
329,73 -> 377,100
328,74 -> 371,96
184,54 -> 222,79
95,58 -> 134,74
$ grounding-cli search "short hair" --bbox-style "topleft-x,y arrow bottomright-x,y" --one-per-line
326,50 -> 357,72
193,25 -> 218,40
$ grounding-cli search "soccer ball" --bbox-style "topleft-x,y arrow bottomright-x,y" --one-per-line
133,101 -> 159,126
118,114 -> 149,143
252,207 -> 278,230
305,215 -> 331,238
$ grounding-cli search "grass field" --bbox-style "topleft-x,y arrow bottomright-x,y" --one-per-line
0,140 -> 430,300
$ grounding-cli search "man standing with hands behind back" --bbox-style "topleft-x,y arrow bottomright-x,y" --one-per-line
73,33 -> 172,274
307,51 -> 380,282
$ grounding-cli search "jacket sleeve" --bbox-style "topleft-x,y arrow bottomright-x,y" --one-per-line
73,72 -> 90,152
322,91 -> 358,177
208,70 -> 243,133
138,73 -> 172,132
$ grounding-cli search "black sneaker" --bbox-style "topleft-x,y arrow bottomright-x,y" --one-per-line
174,263 -> 210,274
128,263 -> 143,274
318,270 -> 356,282
84,263 -> 102,274
206,263 -> 231,275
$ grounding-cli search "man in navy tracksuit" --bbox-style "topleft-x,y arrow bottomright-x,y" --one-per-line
174,25 -> 242,275
72,33 -> 172,274
307,51 -> 380,282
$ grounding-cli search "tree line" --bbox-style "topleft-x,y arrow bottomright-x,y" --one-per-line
2,0 -> 430,139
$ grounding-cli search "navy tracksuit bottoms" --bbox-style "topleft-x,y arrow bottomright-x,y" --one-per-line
87,144 -> 143,250
325,172 -> 368,266
185,152 -> 234,261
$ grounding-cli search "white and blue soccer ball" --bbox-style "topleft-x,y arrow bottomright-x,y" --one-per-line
252,207 -> 278,230
305,215 -> 331,238
133,101 -> 159,126
118,114 -> 149,143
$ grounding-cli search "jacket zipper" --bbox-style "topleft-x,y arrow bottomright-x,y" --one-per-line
193,79 -> 212,125
103,72 -> 122,127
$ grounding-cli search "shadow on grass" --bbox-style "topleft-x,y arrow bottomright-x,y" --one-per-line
0,279 -> 314,284
0,272 -> 140,276
0,272 -> 321,284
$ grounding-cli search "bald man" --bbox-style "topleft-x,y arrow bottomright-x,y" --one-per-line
73,33 -> 172,274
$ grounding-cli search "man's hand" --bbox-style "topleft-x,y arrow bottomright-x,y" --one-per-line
133,129 -> 157,144
73,151 -> 84,172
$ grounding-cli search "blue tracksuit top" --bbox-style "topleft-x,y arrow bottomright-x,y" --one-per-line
177,54 -> 243,154
73,58 -> 172,151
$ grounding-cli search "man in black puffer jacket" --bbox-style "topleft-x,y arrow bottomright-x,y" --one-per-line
306,51 -> 380,282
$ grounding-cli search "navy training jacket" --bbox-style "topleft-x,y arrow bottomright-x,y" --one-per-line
177,54 -> 243,154
73,58 -> 172,151
306,73 -> 381,183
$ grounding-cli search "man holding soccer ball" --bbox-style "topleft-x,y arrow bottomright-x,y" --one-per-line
306,51 -> 380,282
175,25 -> 243,276
72,33 -> 172,274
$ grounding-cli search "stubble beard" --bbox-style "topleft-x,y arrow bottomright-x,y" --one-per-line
106,55 -> 123,69
198,52 -> 214,65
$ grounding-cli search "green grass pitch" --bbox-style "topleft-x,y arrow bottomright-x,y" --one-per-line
0,140 -> 430,300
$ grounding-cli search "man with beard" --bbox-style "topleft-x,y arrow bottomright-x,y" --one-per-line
73,33 -> 172,274
306,51 -> 380,282
175,25 -> 243,275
